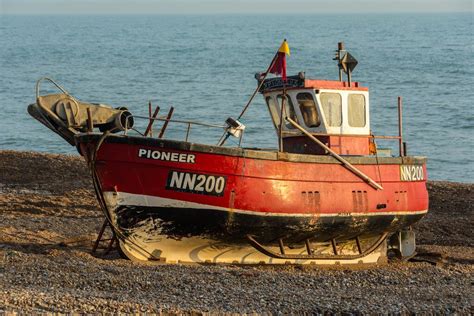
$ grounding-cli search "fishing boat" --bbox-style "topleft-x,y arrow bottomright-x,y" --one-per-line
28,41 -> 428,265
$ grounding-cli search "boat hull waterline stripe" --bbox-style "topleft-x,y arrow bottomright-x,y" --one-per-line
104,191 -> 428,218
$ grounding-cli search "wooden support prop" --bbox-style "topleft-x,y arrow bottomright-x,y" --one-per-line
144,103 -> 160,137
305,239 -> 312,255
158,107 -> 174,139
356,236 -> 363,255
86,108 -> 93,132
331,239 -> 338,255
278,238 -> 286,255
92,219 -> 109,253
286,117 -> 383,190
92,218 -> 117,254
104,234 -> 117,254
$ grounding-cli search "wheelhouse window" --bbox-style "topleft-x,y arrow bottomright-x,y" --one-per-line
348,94 -> 366,127
320,93 -> 342,127
296,92 -> 320,128
265,96 -> 280,128
277,94 -> 298,129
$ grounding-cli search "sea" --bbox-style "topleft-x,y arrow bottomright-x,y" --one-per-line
0,14 -> 472,182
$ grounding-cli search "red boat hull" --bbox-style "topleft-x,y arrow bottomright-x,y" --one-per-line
78,134 -> 428,243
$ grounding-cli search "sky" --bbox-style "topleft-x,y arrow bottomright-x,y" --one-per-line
1,0 -> 472,15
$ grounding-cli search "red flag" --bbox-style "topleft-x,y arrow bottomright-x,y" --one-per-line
269,40 -> 290,81
269,52 -> 287,81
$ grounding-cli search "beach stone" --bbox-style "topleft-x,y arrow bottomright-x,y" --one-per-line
0,150 -> 473,313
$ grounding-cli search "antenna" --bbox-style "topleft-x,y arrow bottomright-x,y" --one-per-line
333,42 -> 346,82
334,42 -> 358,87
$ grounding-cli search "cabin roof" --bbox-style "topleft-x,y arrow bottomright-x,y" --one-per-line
259,75 -> 368,93
303,79 -> 368,91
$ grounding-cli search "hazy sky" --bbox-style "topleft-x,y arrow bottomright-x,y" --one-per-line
1,0 -> 472,15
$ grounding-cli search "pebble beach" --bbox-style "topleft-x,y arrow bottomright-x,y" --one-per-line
0,150 -> 473,314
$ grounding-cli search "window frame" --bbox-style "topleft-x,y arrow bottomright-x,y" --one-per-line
265,96 -> 281,130
320,92 -> 343,127
347,93 -> 367,128
276,93 -> 298,129
296,92 -> 321,128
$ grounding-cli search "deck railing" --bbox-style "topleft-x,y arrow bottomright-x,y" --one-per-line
123,111 -> 404,156
123,113 -> 242,146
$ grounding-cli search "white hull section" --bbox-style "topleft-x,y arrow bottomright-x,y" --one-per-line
104,191 -> 428,218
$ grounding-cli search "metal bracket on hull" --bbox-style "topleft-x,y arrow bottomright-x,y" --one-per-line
246,233 -> 388,260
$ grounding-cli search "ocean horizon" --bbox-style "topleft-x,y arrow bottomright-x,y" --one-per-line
0,13 -> 472,182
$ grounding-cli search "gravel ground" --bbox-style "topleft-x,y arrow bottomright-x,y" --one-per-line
0,150 -> 473,314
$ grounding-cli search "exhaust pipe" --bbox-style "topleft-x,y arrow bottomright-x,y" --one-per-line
99,109 -> 134,133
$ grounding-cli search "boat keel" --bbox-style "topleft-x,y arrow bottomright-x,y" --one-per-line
118,233 -> 388,265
